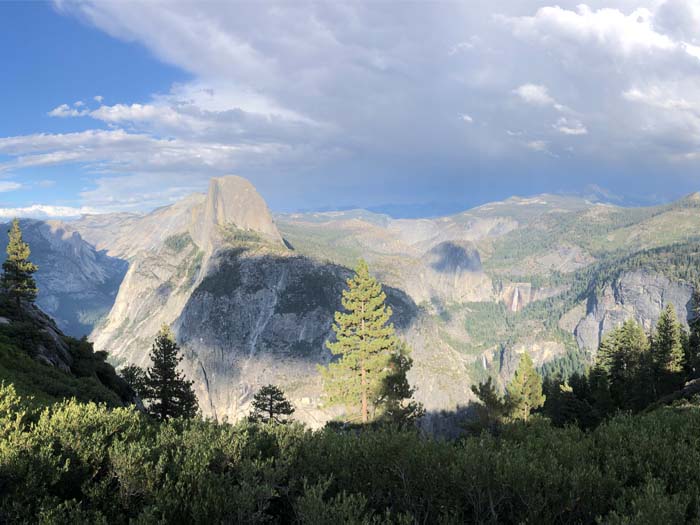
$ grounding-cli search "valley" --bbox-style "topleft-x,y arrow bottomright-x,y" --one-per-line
17,176 -> 700,427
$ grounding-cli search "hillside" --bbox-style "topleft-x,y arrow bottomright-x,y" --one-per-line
0,297 -> 135,406
0,220 -> 127,336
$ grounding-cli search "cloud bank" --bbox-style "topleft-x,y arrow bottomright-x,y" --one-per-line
2,0 -> 700,216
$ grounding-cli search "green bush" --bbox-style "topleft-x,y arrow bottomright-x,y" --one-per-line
2,383 -> 700,523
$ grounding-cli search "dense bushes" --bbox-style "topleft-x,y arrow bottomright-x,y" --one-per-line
2,383 -> 700,524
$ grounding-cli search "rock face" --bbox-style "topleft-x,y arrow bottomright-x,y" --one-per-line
193,176 -> 283,250
175,250 -> 417,423
0,220 -> 127,336
575,270 -> 694,351
80,176 -> 426,425
19,178 -> 700,428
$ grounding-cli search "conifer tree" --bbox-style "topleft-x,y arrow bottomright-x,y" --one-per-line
378,341 -> 425,425
144,325 -> 198,421
1,219 -> 38,308
652,304 -> 685,396
506,353 -> 545,421
249,384 -> 295,424
597,320 -> 649,409
469,376 -> 508,432
321,260 -> 409,423
120,364 -> 148,398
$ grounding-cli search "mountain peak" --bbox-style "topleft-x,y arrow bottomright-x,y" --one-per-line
192,175 -> 283,250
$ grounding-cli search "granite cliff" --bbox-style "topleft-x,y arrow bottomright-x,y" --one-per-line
12,178 -> 700,423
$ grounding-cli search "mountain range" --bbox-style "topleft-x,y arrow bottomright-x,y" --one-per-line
13,176 -> 700,426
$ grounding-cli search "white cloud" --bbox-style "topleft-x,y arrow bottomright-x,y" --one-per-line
0,181 -> 22,192
48,103 -> 88,117
503,5 -> 681,57
0,204 -> 100,219
555,117 -> 588,135
460,113 -> 474,123
94,95 -> 103,103
623,86 -> 698,112
513,83 -> 569,112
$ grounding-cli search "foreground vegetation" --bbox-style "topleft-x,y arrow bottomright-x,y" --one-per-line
1,383 -> 699,524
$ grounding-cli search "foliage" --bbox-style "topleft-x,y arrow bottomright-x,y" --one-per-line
377,341 -> 425,426
142,326 -> 198,421
469,353 -> 545,432
321,260 -> 421,424
163,233 -> 193,253
506,353 -> 546,421
1,219 -> 38,307
249,384 -> 295,424
0,318 -> 132,408
119,365 -> 148,399
652,304 -> 686,396
468,377 -> 509,433
4,384 -> 700,523
543,308 -> 697,429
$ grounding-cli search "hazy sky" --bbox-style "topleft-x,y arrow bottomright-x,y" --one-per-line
2,0 -> 700,218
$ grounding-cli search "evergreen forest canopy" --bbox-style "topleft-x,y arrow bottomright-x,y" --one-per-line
3,220 -> 700,523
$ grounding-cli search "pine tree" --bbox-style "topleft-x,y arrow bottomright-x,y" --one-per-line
378,341 -> 424,425
249,384 -> 295,424
652,304 -> 685,396
597,320 -> 649,409
1,219 -> 38,309
144,325 -> 198,421
120,364 -> 148,398
469,376 -> 508,432
506,353 -> 545,421
321,260 -> 405,423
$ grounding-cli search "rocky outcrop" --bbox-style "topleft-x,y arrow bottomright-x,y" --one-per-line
192,176 -> 283,251
0,220 -> 127,336
481,341 -> 567,385
574,270 -> 694,351
174,249 -> 417,423
73,176 -> 283,259
4,301 -> 74,372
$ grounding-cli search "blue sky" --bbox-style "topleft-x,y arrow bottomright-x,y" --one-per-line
2,0 -> 700,218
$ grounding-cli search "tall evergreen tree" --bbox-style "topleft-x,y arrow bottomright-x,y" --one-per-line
1,219 -> 38,308
652,304 -> 685,396
321,260 -> 413,423
506,353 -> 545,421
597,320 -> 649,409
144,325 -> 198,421
249,384 -> 295,424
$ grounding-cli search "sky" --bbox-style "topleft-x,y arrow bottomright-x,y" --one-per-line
1,0 -> 700,218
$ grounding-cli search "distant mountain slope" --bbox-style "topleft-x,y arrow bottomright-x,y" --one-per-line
277,192 -> 700,387
66,176 -> 447,425
0,220 -> 127,336
21,179 -> 700,424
